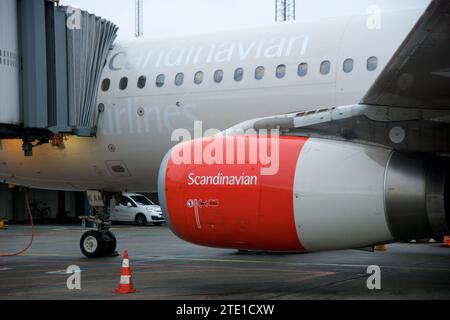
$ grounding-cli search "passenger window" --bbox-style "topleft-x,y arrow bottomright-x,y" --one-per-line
137,75 -> 146,89
343,59 -> 354,73
194,71 -> 204,84
367,56 -> 378,71
101,78 -> 110,91
276,64 -> 286,79
214,69 -> 224,83
297,63 -> 308,77
234,68 -> 244,81
119,77 -> 128,90
320,61 -> 331,75
156,74 -> 165,87
175,72 -> 184,86
255,66 -> 264,80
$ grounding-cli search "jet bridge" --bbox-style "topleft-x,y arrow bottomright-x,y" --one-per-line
0,0 -> 118,155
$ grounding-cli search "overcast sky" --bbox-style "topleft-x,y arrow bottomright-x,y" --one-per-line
60,0 -> 430,41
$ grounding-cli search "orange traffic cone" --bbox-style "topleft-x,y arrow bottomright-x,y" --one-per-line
444,236 -> 450,248
114,250 -> 137,294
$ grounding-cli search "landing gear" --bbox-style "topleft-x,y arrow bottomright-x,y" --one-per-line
102,231 -> 117,256
79,191 -> 119,258
80,230 -> 117,258
80,230 -> 104,258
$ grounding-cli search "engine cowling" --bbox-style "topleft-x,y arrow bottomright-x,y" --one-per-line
158,135 -> 450,252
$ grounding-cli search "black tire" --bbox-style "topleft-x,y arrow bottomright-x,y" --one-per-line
153,222 -> 163,226
135,213 -> 147,226
102,231 -> 117,256
433,235 -> 444,243
80,230 -> 105,258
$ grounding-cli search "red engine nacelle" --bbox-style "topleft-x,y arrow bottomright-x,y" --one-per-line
158,135 -> 450,252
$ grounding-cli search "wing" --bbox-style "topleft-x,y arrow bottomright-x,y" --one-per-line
362,0 -> 450,110
225,0 -> 450,154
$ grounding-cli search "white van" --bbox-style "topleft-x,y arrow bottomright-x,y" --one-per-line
110,193 -> 165,226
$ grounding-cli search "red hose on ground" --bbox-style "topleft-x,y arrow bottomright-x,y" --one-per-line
0,191 -> 34,257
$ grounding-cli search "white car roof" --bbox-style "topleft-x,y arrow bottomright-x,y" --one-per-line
122,193 -> 146,197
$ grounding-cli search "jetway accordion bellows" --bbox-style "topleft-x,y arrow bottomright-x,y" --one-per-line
62,7 -> 118,136
14,2 -> 118,140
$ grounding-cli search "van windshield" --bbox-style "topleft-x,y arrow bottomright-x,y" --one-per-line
131,195 -> 154,206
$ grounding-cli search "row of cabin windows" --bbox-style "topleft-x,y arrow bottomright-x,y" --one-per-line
0,50 -> 19,68
102,56 -> 378,92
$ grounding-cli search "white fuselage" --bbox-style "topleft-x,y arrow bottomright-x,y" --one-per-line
0,9 -> 421,192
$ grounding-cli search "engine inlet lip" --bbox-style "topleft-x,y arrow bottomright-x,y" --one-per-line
157,147 -> 178,237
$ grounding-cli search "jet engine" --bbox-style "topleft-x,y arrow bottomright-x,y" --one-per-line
158,135 -> 450,252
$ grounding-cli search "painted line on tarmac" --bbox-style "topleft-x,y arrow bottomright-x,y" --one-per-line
21,252 -> 74,257
0,267 -> 12,271
8,251 -> 450,273
134,255 -> 450,273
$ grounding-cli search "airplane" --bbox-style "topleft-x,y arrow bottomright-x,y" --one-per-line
0,0 -> 449,257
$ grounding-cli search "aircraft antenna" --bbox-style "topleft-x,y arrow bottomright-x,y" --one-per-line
275,0 -> 296,22
135,0 -> 144,37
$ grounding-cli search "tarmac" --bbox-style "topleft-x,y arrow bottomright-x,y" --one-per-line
0,224 -> 449,300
